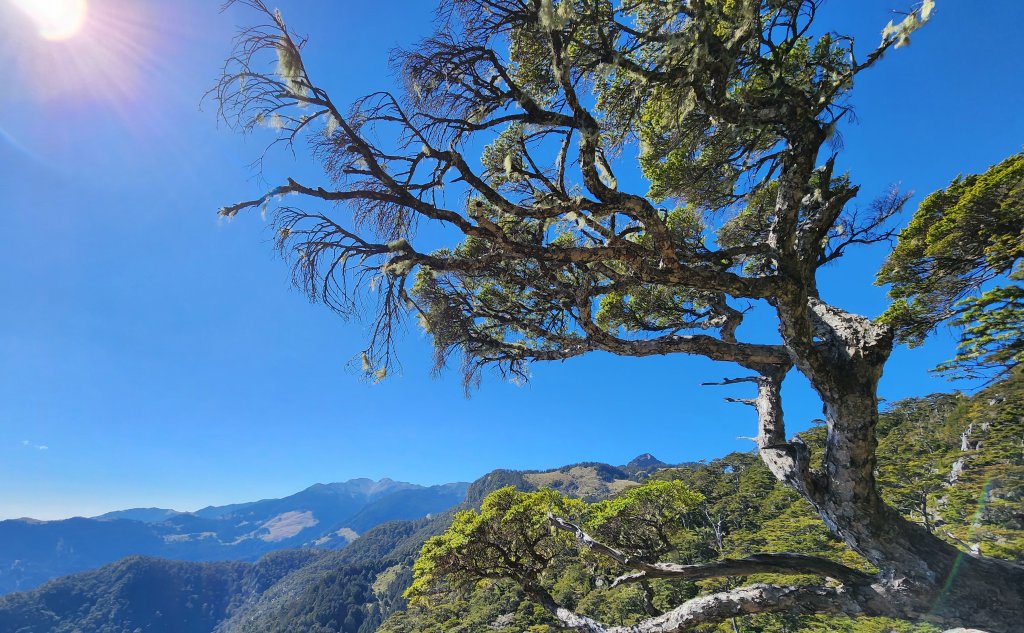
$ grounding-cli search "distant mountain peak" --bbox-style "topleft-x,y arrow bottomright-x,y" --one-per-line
626,453 -> 665,468
94,508 -> 183,523
306,477 -> 418,496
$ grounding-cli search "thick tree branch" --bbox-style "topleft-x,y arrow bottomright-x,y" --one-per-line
542,583 -> 886,633
548,515 -> 871,586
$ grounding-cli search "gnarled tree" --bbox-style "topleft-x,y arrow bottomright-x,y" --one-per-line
212,0 -> 1023,630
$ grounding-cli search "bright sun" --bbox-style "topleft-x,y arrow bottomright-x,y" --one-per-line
10,0 -> 88,41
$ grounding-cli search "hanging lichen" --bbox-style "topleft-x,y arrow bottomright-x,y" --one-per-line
275,36 -> 308,96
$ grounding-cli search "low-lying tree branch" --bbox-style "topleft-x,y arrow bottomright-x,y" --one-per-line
540,583 -> 887,633
548,515 -> 872,586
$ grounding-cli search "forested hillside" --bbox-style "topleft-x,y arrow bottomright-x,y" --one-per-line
1,374 -> 1019,632
0,551 -> 321,633
382,373 -> 1023,633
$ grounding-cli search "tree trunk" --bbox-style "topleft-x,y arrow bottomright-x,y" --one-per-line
772,299 -> 1024,632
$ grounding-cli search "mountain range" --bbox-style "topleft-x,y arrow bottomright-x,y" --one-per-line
0,452 -> 667,633
0,478 -> 469,595
0,373 -> 1019,633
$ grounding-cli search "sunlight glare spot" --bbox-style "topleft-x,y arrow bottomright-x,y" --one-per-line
10,0 -> 88,41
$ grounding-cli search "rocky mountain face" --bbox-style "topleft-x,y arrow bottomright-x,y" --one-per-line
0,478 -> 469,595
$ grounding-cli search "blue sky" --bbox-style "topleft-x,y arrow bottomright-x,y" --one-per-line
1,0 -> 1022,520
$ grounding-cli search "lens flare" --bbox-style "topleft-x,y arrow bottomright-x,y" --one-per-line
10,0 -> 88,41
930,479 -> 994,616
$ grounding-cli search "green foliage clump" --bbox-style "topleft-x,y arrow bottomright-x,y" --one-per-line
588,480 -> 704,561
877,152 -> 1024,378
408,488 -> 587,605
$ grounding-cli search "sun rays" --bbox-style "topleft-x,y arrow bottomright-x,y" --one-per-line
0,0 -> 223,185
2,0 -> 178,110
